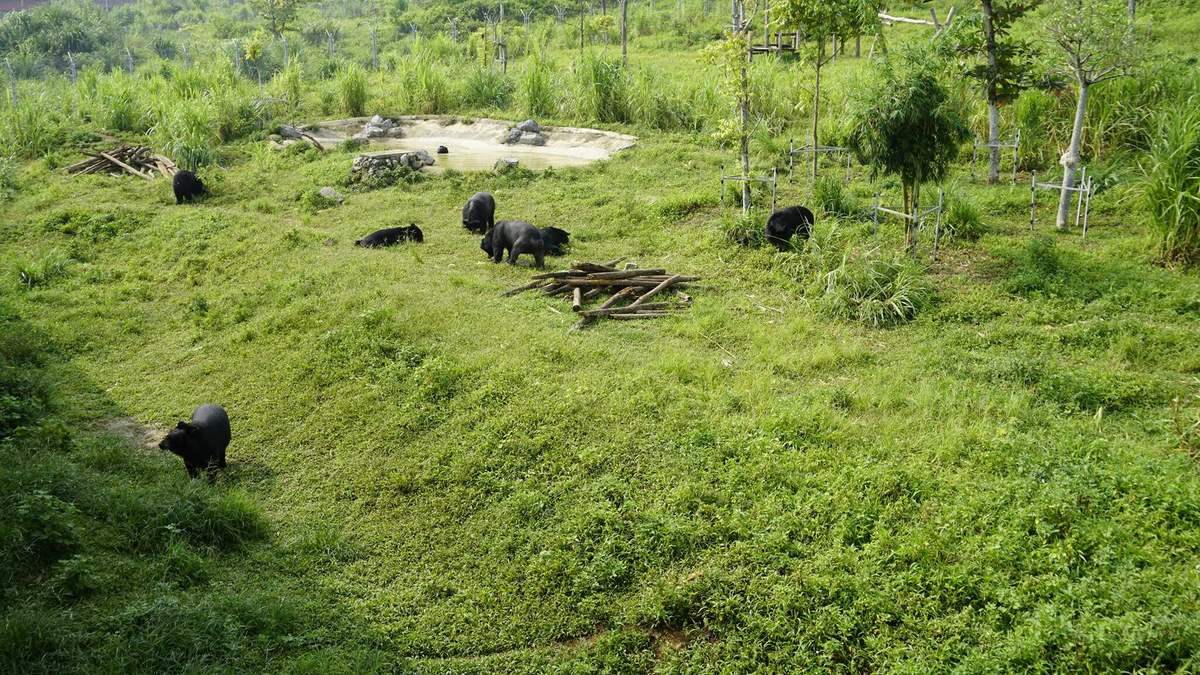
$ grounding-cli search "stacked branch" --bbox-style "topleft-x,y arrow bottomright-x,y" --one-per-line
501,259 -> 700,330
65,145 -> 178,180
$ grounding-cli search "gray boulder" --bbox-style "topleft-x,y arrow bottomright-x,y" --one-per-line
494,158 -> 520,173
516,131 -> 546,146
516,119 -> 541,133
504,128 -> 523,144
318,187 -> 345,203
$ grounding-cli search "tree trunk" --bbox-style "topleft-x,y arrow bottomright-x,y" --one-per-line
1128,0 -> 1136,19
982,0 -> 1000,184
1056,80 -> 1089,230
621,0 -> 628,64
812,37 -> 823,178
580,2 -> 585,52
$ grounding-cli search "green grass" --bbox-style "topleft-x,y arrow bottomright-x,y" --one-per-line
2,1 -> 1200,671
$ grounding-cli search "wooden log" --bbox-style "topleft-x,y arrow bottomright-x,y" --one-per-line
562,279 -> 663,288
609,312 -> 672,319
572,287 -> 583,312
99,151 -> 153,180
582,288 -> 605,300
531,270 -> 586,280
501,279 -> 548,296
602,257 -> 627,267
542,283 -> 572,295
580,302 -> 677,317
571,286 -> 639,331
629,275 -> 683,307
586,268 -> 666,280
573,261 -> 619,272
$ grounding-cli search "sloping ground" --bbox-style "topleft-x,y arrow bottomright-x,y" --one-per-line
304,116 -> 638,171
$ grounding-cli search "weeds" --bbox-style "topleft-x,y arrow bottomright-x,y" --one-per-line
1141,101 -> 1200,266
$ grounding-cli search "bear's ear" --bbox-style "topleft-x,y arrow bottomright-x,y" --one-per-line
177,421 -> 197,433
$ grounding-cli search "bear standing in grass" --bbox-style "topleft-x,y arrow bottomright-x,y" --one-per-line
462,192 -> 496,234
172,170 -> 207,204
481,220 -> 545,268
159,404 -> 230,479
765,205 -> 814,251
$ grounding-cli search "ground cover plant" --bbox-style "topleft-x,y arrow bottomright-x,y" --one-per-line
1,0 -> 1200,671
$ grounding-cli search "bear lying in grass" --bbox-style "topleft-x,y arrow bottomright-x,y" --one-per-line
356,224 -> 424,247
159,404 -> 230,480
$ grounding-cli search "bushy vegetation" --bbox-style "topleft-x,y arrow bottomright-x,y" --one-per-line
2,0 -> 1200,671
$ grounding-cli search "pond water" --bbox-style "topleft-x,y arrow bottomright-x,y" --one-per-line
302,116 -> 637,173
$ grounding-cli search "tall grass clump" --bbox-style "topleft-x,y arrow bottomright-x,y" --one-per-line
2,93 -> 62,158
401,52 -> 452,114
270,63 -> 304,120
1141,102 -> 1200,266
0,155 -> 18,202
943,190 -> 986,241
92,72 -> 147,133
337,63 -> 368,117
521,52 -> 556,118
813,175 -> 859,219
1013,89 -> 1063,171
461,66 -> 513,109
151,101 -> 219,171
573,52 -> 629,124
813,251 -> 932,328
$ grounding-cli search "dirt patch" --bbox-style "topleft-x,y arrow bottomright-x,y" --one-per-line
301,116 -> 638,172
97,416 -> 165,450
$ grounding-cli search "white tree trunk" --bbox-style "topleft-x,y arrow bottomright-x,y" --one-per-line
1057,80 -> 1089,230
812,38 -> 823,178
982,0 -> 1000,183
740,60 -> 751,214
621,0 -> 628,64
987,102 -> 1000,184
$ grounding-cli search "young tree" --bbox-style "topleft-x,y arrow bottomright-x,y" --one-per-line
703,30 -> 755,213
1046,0 -> 1137,229
250,0 -> 311,37
941,1 -> 1041,183
776,0 -> 884,177
849,58 -> 969,253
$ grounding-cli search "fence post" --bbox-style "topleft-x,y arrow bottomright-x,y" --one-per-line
932,188 -> 944,260
126,47 -> 134,73
371,28 -> 378,70
327,30 -> 335,59
970,137 -> 978,180
183,43 -> 191,68
1029,172 -> 1037,231
281,37 -> 288,67
720,165 -> 726,208
67,52 -> 77,85
5,58 -> 16,106
1012,129 -> 1020,184
1080,164 -> 1089,230
770,167 -> 777,213
1082,176 -> 1094,240
871,193 -> 879,235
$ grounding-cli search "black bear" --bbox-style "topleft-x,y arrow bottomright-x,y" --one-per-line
539,227 -> 571,256
462,192 -> 496,234
436,145 -> 449,154
356,224 -> 424,247
765,205 -> 815,251
481,220 -> 545,268
158,404 -> 230,479
172,170 -> 207,204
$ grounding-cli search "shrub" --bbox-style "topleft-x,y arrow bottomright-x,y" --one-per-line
337,64 -> 368,117
721,210 -> 765,247
299,189 -> 341,214
812,252 -> 932,328
943,193 -> 986,241
1141,101 -> 1200,266
461,66 -> 513,109
0,155 -> 17,202
521,52 -> 556,118
3,490 -> 79,580
573,52 -> 629,124
14,249 -> 72,289
813,175 -> 859,219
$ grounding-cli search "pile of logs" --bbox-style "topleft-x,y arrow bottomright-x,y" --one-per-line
65,145 -> 178,180
502,259 -> 700,330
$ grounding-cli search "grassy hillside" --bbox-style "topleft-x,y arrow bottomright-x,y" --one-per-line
2,0 -> 1200,672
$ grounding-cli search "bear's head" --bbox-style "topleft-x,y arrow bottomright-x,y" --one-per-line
406,224 -> 424,243
480,233 -> 494,257
159,421 -> 199,457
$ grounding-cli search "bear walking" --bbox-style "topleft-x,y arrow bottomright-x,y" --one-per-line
158,404 -> 230,480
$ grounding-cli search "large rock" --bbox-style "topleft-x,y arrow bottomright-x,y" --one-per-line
351,151 -> 435,181
516,131 -> 546,146
357,115 -> 400,140
516,119 -> 541,133
504,128 -> 523,144
494,158 -> 520,173
318,186 -> 345,203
